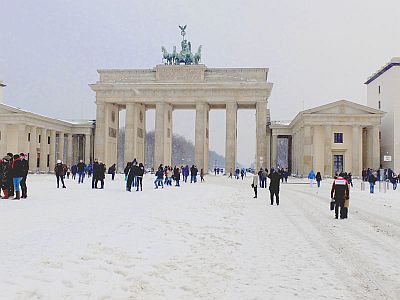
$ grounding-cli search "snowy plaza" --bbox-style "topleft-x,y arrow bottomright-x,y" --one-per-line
1,175 -> 399,299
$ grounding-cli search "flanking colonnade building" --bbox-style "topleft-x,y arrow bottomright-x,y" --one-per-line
0,80 -> 94,173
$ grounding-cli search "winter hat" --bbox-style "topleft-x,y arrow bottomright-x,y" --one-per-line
57,159 -> 62,163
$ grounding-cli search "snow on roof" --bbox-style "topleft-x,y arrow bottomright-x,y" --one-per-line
365,57 -> 400,84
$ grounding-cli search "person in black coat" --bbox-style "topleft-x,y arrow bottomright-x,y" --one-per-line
54,160 -> 66,188
268,169 -> 282,205
11,154 -> 25,200
95,161 -> 106,189
0,155 -> 12,198
174,166 -> 181,187
126,160 -> 140,192
19,153 -> 29,198
92,159 -> 99,189
136,163 -> 145,191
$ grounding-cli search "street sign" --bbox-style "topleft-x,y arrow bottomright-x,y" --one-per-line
384,155 -> 392,162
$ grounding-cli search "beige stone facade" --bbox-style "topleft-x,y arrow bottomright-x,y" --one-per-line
0,100 -> 94,173
271,100 -> 384,177
90,64 -> 273,172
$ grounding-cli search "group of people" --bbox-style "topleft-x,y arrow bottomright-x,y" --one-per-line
252,168 -> 282,205
363,167 -> 399,192
0,153 -> 29,199
124,159 -> 145,191
152,164 -> 203,189
54,159 -> 107,189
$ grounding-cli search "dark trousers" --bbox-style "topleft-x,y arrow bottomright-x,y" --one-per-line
20,176 -> 27,198
270,190 -> 279,205
253,186 -> 257,198
8,177 -> 14,196
136,176 -> 143,191
92,175 -> 96,189
56,175 -> 65,188
335,198 -> 345,218
126,175 -> 133,191
95,179 -> 104,189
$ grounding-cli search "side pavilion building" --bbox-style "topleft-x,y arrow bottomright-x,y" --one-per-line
270,100 -> 385,177
0,81 -> 95,173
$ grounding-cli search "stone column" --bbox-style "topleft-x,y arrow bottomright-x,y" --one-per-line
17,124 -> 28,153
352,125 -> 361,177
67,133 -> 73,166
58,132 -> 65,163
324,125 -> 332,176
255,101 -> 269,170
371,125 -> 380,169
29,126 -> 38,172
271,134 -> 278,169
0,123 -> 7,155
195,102 -> 210,173
125,103 -> 135,165
85,134 -> 91,164
293,132 -> 297,174
124,103 -> 146,165
303,126 -> 313,174
94,102 -> 106,162
39,128 -> 48,172
225,101 -> 237,174
154,102 -> 173,169
49,130 -> 56,172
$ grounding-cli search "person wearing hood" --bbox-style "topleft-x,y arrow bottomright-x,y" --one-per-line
268,169 -> 282,205
0,155 -> 12,199
54,160 -> 66,188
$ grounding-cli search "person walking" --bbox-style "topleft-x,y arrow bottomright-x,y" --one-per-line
316,171 -> 322,188
368,172 -> 376,193
200,168 -> 205,182
252,171 -> 258,198
331,173 -> 350,219
154,167 -> 164,189
55,160 -> 66,188
308,169 -> 316,187
190,165 -> 198,183
268,169 -> 282,205
108,163 -> 116,181
77,160 -> 86,184
19,153 -> 29,198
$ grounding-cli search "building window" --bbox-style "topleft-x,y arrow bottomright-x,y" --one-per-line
378,85 -> 381,94
378,101 -> 381,110
38,135 -> 41,143
28,133 -> 31,141
48,136 -> 51,144
334,133 -> 343,143
0,131 -> 1,140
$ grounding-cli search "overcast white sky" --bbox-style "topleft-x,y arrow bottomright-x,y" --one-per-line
1,0 -> 400,165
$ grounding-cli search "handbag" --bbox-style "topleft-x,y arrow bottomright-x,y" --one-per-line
251,183 -> 254,188
330,199 -> 335,211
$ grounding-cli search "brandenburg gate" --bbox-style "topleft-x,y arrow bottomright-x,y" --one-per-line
90,26 -> 273,172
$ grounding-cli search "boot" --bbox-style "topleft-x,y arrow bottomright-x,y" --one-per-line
13,191 -> 20,200
2,188 -> 9,199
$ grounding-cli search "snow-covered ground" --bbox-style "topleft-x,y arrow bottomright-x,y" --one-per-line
0,174 -> 399,300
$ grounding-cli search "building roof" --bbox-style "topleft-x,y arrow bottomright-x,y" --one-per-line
0,103 -> 94,128
364,57 -> 400,84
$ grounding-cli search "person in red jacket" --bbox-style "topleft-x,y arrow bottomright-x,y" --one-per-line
330,173 -> 350,219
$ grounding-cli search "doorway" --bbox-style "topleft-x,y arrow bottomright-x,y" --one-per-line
333,154 -> 344,175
